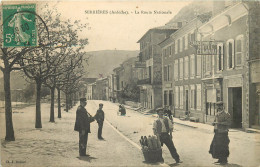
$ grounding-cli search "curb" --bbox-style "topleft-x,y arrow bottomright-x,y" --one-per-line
174,122 -> 198,129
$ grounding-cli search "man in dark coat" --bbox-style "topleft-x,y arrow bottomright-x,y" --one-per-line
153,108 -> 182,164
164,106 -> 173,122
209,101 -> 231,164
74,98 -> 94,156
94,103 -> 105,140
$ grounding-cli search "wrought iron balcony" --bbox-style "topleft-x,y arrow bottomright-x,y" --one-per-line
137,78 -> 151,85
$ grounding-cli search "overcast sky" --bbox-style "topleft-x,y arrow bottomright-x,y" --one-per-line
0,1 -> 191,78
56,1 -> 191,52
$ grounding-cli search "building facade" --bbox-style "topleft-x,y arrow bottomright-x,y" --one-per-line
137,26 -> 178,110
95,78 -> 109,100
197,1 -> 260,129
160,19 -> 207,121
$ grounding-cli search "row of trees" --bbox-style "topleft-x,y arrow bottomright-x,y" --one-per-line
0,4 -> 89,141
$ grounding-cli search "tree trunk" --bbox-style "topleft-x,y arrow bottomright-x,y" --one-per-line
49,87 -> 55,122
57,88 -> 61,118
35,80 -> 42,128
69,94 -> 72,109
65,92 -> 69,112
3,69 -> 15,141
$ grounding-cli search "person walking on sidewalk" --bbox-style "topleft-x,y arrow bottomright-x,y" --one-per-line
153,108 -> 182,164
209,101 -> 231,164
94,103 -> 105,140
74,98 -> 95,156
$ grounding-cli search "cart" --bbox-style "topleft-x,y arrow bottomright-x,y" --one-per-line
142,148 -> 162,163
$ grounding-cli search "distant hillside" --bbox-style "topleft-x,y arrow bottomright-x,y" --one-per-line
166,1 -> 213,25
0,50 -> 139,92
84,50 -> 139,78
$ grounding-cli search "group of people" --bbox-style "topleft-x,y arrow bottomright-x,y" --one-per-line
153,101 -> 231,165
74,98 -> 105,156
74,98 -> 231,165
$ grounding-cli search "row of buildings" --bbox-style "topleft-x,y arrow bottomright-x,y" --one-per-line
87,1 -> 260,130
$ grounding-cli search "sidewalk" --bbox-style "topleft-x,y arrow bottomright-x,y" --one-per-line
122,103 -> 260,134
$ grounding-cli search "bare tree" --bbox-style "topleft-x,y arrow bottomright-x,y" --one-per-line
0,8 -> 49,140
20,10 -> 88,126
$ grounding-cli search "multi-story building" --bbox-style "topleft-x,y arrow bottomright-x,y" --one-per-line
95,77 -> 109,100
112,66 -> 122,102
118,57 -> 138,89
160,18 -> 209,121
249,2 -> 260,130
86,83 -> 95,100
107,74 -> 114,101
197,1 -> 260,129
137,26 -> 178,110
83,78 -> 97,100
111,57 -> 140,103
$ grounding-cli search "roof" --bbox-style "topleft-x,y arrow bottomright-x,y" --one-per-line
158,36 -> 174,48
137,25 -> 178,43
113,66 -> 123,72
170,18 -> 203,39
122,57 -> 138,65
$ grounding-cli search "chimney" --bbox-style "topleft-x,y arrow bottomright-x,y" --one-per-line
177,22 -> 183,28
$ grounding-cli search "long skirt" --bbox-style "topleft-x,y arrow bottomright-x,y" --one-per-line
209,132 -> 230,159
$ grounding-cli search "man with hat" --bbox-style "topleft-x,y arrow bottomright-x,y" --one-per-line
209,101 -> 231,164
153,108 -> 181,164
74,98 -> 95,156
94,103 -> 105,140
164,105 -> 173,122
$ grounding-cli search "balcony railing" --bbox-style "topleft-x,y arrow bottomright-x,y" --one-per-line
137,78 -> 151,85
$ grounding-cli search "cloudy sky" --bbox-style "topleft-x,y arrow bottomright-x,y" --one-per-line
0,1 -> 191,78
55,1 -> 191,52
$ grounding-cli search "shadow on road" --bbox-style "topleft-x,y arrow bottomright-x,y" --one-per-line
169,163 -> 180,167
77,156 -> 97,162
215,163 -> 243,167
142,161 -> 163,165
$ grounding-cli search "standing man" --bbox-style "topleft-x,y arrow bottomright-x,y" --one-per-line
153,108 -> 181,164
94,103 -> 105,140
164,106 -> 173,122
209,101 -> 231,164
74,98 -> 94,156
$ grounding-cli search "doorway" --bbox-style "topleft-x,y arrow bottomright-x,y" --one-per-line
228,87 -> 242,128
185,90 -> 189,114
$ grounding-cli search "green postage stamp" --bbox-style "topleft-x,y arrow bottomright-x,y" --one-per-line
2,4 -> 37,47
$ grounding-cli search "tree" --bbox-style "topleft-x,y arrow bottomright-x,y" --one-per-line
20,6 -> 88,125
0,6 -> 49,140
59,54 -> 86,112
121,83 -> 140,102
23,83 -> 35,102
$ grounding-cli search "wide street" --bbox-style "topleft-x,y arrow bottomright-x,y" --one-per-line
1,100 -> 260,167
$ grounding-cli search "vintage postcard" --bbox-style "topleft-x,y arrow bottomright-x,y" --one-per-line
0,0 -> 260,167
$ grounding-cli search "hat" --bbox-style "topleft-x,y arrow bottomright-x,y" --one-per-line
216,101 -> 223,105
80,98 -> 87,102
156,108 -> 164,113
99,103 -> 103,106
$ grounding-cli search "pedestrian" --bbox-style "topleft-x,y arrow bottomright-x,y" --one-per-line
118,104 -> 126,116
153,108 -> 182,164
164,106 -> 173,122
94,103 -> 105,140
74,98 -> 95,156
209,101 -> 231,164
